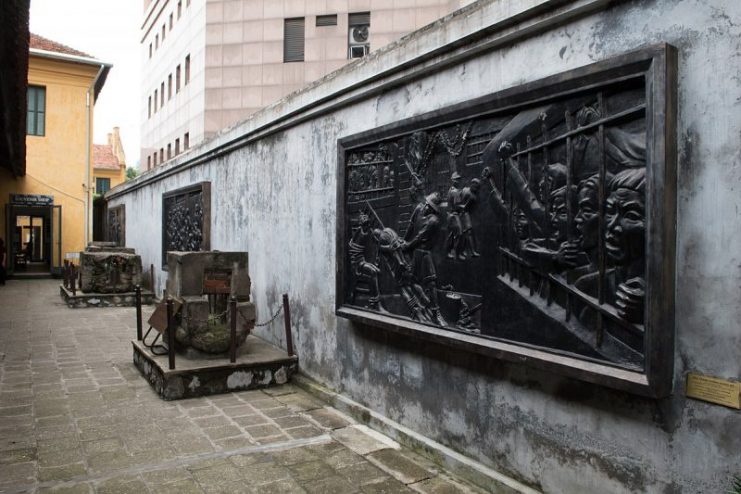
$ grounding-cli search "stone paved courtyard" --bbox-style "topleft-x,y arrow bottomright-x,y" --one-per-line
0,279 -> 486,494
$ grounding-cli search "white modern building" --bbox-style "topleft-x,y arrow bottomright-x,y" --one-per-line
140,0 -> 475,171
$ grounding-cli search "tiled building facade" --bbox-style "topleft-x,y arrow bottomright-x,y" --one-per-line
140,0 -> 474,170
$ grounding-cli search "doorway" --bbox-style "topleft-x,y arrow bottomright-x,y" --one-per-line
4,204 -> 62,277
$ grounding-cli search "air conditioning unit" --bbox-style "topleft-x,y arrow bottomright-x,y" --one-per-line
348,25 -> 369,58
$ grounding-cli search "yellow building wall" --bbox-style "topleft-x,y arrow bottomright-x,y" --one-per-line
93,166 -> 126,193
0,55 -> 100,269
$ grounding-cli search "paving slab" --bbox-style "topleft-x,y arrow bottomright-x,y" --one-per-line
0,280 -> 490,494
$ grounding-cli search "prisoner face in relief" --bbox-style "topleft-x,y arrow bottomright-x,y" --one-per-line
575,176 -> 600,251
605,168 -> 646,265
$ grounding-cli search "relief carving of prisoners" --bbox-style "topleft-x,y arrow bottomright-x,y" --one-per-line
342,77 -> 650,370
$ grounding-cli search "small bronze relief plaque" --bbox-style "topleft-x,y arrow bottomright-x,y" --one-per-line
686,373 -> 741,409
203,269 -> 231,294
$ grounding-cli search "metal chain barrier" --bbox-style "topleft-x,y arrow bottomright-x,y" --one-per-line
178,304 -> 284,327
251,304 -> 283,327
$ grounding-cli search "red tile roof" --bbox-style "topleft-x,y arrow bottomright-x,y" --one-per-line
29,33 -> 93,59
93,144 -> 121,170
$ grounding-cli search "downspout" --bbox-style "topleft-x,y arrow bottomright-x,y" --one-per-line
85,64 -> 106,245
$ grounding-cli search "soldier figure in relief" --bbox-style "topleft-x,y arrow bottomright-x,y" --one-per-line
402,192 -> 447,327
348,212 -> 381,310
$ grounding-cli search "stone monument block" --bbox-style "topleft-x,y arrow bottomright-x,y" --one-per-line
80,251 -> 143,293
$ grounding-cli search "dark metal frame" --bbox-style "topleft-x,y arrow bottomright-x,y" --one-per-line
336,44 -> 677,397
161,181 -> 211,269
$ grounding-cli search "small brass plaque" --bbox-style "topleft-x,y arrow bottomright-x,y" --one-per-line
203,269 -> 231,294
686,373 -> 741,409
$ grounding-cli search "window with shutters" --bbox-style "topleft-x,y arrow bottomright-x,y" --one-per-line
175,138 -> 180,155
316,14 -> 337,27
184,132 -> 190,150
154,89 -> 158,112
348,12 -> 370,59
176,65 -> 181,92
185,55 -> 190,84
95,178 -> 111,194
160,82 -> 165,106
148,96 -> 152,118
27,86 -> 46,136
168,74 -> 172,99
284,17 -> 305,62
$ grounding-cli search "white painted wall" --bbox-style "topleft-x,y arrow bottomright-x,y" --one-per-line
113,0 -> 741,491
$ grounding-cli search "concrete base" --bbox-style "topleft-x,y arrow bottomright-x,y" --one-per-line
59,285 -> 155,308
132,335 -> 298,400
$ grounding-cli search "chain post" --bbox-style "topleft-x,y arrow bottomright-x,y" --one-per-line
229,296 -> 237,363
135,285 -> 143,341
166,297 -> 175,370
70,265 -> 76,296
282,293 -> 294,357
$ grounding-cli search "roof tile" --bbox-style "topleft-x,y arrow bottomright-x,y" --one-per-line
93,144 -> 121,170
29,33 -> 93,58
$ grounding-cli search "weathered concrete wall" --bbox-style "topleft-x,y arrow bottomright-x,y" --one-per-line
108,0 -> 741,491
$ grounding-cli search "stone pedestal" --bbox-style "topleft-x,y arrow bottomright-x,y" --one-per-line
132,335 -> 298,400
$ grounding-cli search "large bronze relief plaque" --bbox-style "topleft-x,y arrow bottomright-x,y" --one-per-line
336,45 -> 677,396
162,182 -> 211,268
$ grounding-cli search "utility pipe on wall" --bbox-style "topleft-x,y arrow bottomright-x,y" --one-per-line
84,64 -> 107,246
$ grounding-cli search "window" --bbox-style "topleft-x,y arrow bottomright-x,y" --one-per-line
154,89 -> 158,112
175,138 -> 180,155
148,96 -> 152,118
184,55 -> 190,84
177,0 -> 182,18
316,14 -> 337,26
160,148 -> 164,163
153,153 -> 157,166
167,143 -> 172,159
27,86 -> 46,136
184,132 -> 189,150
169,13 -> 173,30
149,43 -> 152,58
176,65 -> 181,92
284,18 -> 305,62
160,82 -> 165,106
147,156 -> 151,169
162,24 -> 166,41
155,34 -> 159,49
168,74 -> 172,99
95,178 -> 111,194
348,12 -> 370,59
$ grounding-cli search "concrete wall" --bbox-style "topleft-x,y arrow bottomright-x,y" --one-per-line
109,0 -> 741,491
